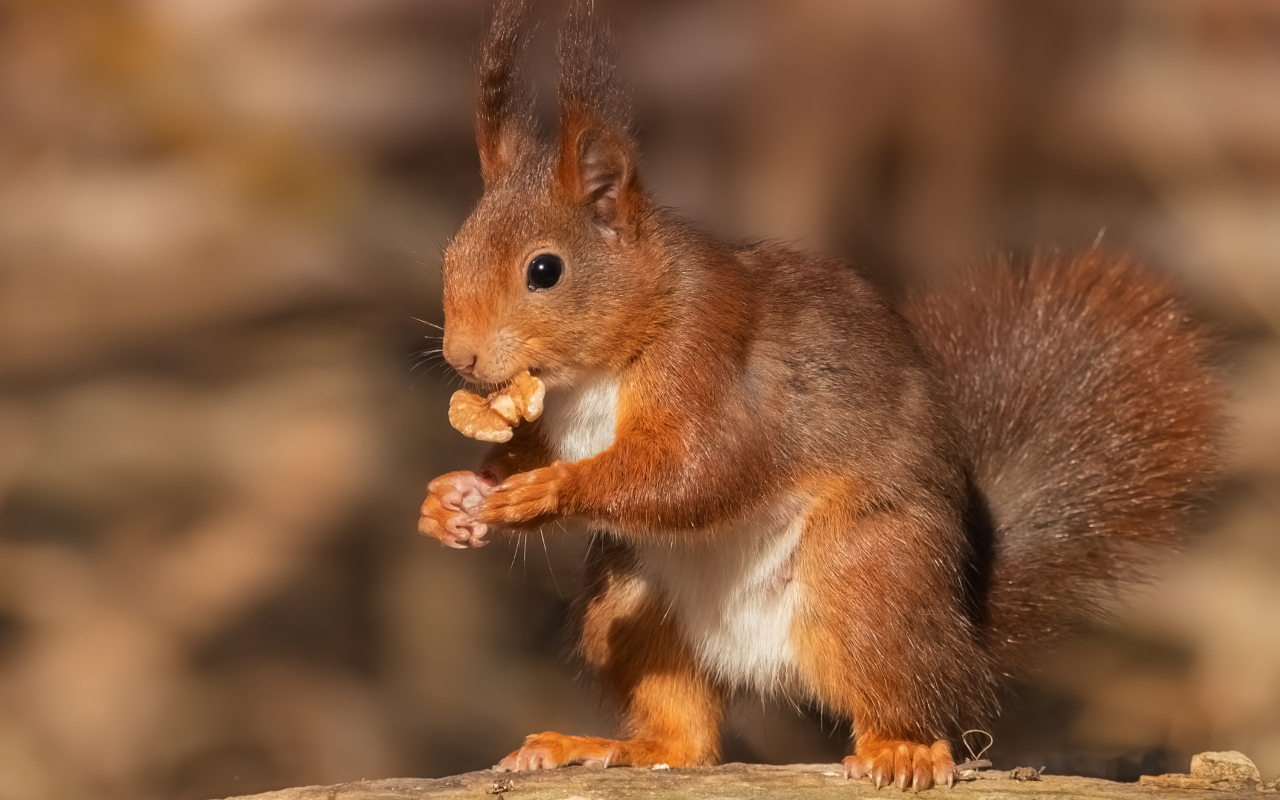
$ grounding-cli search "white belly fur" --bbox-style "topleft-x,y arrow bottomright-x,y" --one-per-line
541,374 -> 803,693
636,505 -> 803,694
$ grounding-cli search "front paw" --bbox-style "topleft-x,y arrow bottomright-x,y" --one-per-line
495,732 -> 614,771
479,463 -> 569,529
418,471 -> 495,548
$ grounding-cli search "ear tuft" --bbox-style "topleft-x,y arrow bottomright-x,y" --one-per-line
476,0 -> 536,185
557,0 -> 631,131
554,0 -> 645,236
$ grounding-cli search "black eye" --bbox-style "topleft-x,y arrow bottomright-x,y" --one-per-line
526,253 -> 563,292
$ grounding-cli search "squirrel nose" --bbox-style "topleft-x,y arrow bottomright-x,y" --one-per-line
445,349 -> 478,377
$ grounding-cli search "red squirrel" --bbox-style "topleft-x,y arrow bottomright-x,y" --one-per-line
417,0 -> 1223,790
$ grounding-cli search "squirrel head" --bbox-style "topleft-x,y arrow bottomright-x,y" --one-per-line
441,0 -> 662,390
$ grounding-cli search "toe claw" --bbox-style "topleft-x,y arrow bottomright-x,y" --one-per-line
843,755 -> 868,781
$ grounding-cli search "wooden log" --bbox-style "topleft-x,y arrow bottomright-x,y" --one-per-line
216,762 -> 1274,800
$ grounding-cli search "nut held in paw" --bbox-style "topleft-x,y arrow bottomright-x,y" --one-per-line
448,371 -> 545,442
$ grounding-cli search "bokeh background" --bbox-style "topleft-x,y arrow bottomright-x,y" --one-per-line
1,1 -> 1278,798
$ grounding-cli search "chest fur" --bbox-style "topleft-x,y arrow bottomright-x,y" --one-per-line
635,503 -> 804,693
543,375 -> 803,692
540,376 -> 620,462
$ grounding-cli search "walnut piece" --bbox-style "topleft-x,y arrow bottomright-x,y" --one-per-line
448,371 -> 545,443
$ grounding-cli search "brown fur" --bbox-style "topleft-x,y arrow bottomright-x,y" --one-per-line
475,0 -> 536,186
418,1 -> 1223,790
903,250 -> 1224,674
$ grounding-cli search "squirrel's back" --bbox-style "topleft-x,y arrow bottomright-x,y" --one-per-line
905,250 -> 1224,673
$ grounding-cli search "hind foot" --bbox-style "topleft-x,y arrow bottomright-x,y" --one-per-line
844,736 -> 954,791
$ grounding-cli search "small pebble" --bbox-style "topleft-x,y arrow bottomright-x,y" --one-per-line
1190,751 -> 1261,785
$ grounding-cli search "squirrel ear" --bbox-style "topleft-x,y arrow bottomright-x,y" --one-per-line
556,116 -> 642,236
476,0 -> 535,185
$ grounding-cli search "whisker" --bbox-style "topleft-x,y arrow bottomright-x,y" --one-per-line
410,353 -> 443,367
522,531 -> 529,584
409,358 -> 459,391
407,347 -> 444,366
540,528 -> 563,599
375,241 -> 433,270
661,592 -> 677,624
509,532 -> 521,575
411,316 -> 444,331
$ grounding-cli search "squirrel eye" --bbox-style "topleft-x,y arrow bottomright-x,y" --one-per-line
526,253 -> 563,292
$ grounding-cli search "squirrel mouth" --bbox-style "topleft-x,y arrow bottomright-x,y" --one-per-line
478,366 -> 540,395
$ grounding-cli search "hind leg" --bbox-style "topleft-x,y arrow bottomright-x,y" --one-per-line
497,542 -> 721,771
794,492 -> 993,790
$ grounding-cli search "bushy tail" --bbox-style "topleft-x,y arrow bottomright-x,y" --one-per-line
905,250 -> 1224,674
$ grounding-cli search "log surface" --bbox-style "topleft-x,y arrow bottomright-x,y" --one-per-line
217,762 -> 1270,800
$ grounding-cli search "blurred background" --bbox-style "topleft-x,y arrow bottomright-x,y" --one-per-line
0,0 -> 1278,798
